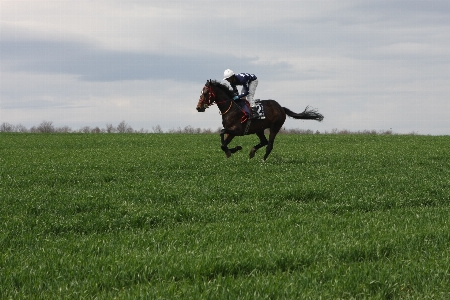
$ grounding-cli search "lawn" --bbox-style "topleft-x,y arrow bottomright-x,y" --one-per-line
1,133 -> 449,298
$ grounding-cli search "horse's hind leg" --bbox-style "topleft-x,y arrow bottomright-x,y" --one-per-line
263,127 -> 280,161
249,131 -> 268,159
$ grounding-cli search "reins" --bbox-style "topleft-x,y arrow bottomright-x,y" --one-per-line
204,84 -> 234,116
217,99 -> 233,115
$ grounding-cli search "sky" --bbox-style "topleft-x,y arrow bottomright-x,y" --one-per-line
1,0 -> 449,134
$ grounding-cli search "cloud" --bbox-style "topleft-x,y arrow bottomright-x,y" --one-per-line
0,36 -> 296,82
353,0 -> 450,17
1,1 -> 450,134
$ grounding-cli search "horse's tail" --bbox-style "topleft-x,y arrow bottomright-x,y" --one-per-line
283,106 -> 324,122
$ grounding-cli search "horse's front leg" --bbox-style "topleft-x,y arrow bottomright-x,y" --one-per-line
220,129 -> 241,158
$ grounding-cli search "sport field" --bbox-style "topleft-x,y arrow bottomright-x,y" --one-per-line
1,133 -> 449,299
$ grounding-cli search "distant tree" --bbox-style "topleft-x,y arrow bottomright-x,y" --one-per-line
183,125 -> 195,134
0,122 -> 14,132
15,124 -> 28,133
105,123 -> 116,133
37,121 -> 54,133
168,127 -> 183,134
79,126 -> 91,133
152,125 -> 163,133
117,121 -> 133,133
91,127 -> 101,133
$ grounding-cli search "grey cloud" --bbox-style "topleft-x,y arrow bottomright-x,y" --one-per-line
242,0 -> 450,54
1,38 -> 295,82
354,0 -> 450,15
351,0 -> 450,28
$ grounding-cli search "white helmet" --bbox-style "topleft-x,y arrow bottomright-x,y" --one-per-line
223,69 -> 235,80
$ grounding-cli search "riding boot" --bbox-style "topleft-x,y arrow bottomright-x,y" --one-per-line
251,107 -> 259,119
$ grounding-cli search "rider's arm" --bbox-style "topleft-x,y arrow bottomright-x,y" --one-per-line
239,84 -> 250,98
231,85 -> 239,95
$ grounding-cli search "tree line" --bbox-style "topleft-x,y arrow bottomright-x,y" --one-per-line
1,120 -> 398,135
0,121 -> 221,134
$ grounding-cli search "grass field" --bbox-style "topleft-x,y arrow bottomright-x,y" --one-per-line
1,133 -> 449,299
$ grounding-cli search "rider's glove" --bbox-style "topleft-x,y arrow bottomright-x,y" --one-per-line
232,95 -> 239,100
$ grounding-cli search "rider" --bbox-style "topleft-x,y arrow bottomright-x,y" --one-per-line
223,69 -> 259,118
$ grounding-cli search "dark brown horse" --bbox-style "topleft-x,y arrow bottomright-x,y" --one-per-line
196,80 -> 324,161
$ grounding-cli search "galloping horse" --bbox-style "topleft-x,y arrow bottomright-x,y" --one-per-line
196,80 -> 324,161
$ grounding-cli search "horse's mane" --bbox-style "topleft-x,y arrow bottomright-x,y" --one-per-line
208,80 -> 234,98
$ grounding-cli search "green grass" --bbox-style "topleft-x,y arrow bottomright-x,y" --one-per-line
1,133 -> 449,299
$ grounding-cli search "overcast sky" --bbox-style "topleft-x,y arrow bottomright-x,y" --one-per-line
1,0 -> 449,134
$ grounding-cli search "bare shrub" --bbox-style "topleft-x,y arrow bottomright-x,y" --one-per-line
202,128 -> 213,134
182,125 -> 202,134
294,129 -> 313,134
136,128 -> 149,133
362,130 -> 378,135
278,128 -> 315,134
168,127 -> 182,134
55,126 -> 72,133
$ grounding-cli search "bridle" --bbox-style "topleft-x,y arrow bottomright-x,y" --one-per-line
198,81 -> 233,115
200,84 -> 216,107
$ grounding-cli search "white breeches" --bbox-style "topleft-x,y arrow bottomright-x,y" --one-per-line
243,79 -> 258,107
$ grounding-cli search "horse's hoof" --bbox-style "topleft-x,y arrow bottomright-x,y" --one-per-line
225,151 -> 231,158
249,148 -> 256,159
236,146 -> 242,151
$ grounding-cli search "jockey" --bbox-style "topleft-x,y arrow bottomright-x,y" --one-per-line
223,69 -> 259,118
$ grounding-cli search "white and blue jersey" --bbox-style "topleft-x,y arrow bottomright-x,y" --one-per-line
231,73 -> 257,98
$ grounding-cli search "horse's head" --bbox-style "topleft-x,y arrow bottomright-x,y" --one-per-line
196,80 -> 216,112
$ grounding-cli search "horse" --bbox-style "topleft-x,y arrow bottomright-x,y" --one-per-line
196,79 -> 324,161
